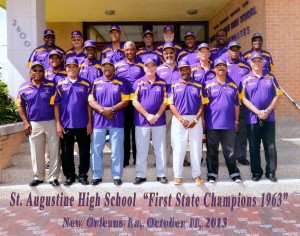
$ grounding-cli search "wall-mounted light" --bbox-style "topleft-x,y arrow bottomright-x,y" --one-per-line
105,10 -> 115,15
187,9 -> 198,15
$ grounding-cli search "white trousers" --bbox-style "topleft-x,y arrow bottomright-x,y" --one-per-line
135,125 -> 167,178
29,120 -> 60,181
171,115 -> 203,179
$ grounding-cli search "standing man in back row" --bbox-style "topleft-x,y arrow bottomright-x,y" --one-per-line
66,30 -> 86,65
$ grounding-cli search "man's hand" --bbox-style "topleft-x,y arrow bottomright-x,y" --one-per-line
24,122 -> 32,137
257,110 -> 268,120
56,122 -> 65,139
87,121 -> 92,135
186,119 -> 197,128
101,107 -> 115,120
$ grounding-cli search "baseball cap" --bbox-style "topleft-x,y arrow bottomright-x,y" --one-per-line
178,60 -> 190,68
228,41 -> 241,49
249,52 -> 264,60
48,50 -> 62,58
43,29 -> 55,37
163,43 -> 175,51
214,58 -> 227,67
65,58 -> 79,66
144,58 -> 157,66
70,30 -> 83,38
143,29 -> 153,37
101,58 -> 114,67
184,31 -> 195,38
31,61 -> 45,69
252,33 -> 263,41
163,26 -> 174,32
84,40 -> 96,48
109,25 -> 121,32
197,42 -> 210,51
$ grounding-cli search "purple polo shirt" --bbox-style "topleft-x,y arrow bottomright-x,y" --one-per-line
191,63 -> 215,84
157,63 -> 180,85
239,72 -> 282,124
204,76 -> 240,130
51,77 -> 91,128
243,49 -> 274,72
45,68 -> 67,85
79,58 -> 102,84
132,75 -> 167,127
177,47 -> 199,65
221,54 -> 251,86
115,59 -> 145,90
27,44 -> 65,70
16,78 -> 55,121
168,78 -> 207,115
66,48 -> 86,65
136,47 -> 162,66
88,76 -> 130,129
100,43 -> 125,64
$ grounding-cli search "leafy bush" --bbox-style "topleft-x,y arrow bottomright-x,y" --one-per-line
0,80 -> 21,125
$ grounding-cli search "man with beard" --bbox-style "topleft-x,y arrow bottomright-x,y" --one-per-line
178,31 -> 199,65
45,50 -> 67,85
243,33 -> 274,73
156,26 -> 182,60
27,29 -> 65,70
132,58 -> 168,185
168,60 -> 206,185
79,40 -> 102,84
52,58 -> 92,186
100,25 -> 125,64
137,29 -> 162,66
115,41 -> 145,167
221,41 -> 251,166
240,52 -> 282,182
204,58 -> 242,183
16,61 -> 60,186
66,30 -> 86,65
89,58 -> 130,186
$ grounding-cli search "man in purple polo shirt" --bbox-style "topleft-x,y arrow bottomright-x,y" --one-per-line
66,30 -> 86,65
137,29 -> 162,66
115,41 -> 145,167
221,41 -> 251,166
240,52 -> 282,182
243,33 -> 274,73
178,31 -> 199,65
204,58 -> 241,183
168,60 -> 206,185
100,25 -> 125,64
89,58 -> 130,186
16,61 -> 60,187
79,40 -> 102,84
27,29 -> 65,70
131,58 -> 168,185
45,50 -> 67,85
191,43 -> 215,84
157,43 -> 182,165
52,58 -> 92,186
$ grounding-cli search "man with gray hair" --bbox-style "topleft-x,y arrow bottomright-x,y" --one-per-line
115,41 -> 145,167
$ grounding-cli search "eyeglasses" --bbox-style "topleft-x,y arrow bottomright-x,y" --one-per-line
102,65 -> 114,69
32,69 -> 44,73
216,64 -> 227,69
72,38 -> 82,42
44,35 -> 55,39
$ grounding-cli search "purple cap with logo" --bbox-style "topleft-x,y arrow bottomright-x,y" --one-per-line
252,33 -> 263,41
178,60 -> 190,68
109,25 -> 121,32
101,58 -> 115,66
163,25 -> 174,32
228,41 -> 241,49
143,29 -> 153,37
249,52 -> 264,60
31,61 -> 45,69
214,58 -> 227,67
163,43 -> 175,51
70,30 -> 83,38
84,40 -> 96,48
184,31 -> 195,38
65,58 -> 79,66
43,29 -> 55,37
144,58 -> 157,66
49,50 -> 62,58
197,42 -> 210,51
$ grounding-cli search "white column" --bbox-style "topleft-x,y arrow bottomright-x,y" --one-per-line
6,0 -> 45,98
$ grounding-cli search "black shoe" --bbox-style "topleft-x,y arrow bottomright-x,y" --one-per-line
114,179 -> 122,186
183,160 -> 191,166
133,177 -> 147,185
232,176 -> 242,183
91,179 -> 102,185
157,177 -> 168,184
50,179 -> 60,186
78,179 -> 89,185
29,179 -> 44,186
266,173 -> 277,182
45,161 -> 50,169
252,175 -> 261,181
238,159 -> 250,165
64,178 -> 75,186
207,177 -> 216,183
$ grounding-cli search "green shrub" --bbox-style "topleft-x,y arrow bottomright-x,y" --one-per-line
0,80 -> 21,125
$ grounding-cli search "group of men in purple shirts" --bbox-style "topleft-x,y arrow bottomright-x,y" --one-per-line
16,25 -> 282,187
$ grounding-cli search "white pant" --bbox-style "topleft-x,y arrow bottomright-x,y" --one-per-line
171,115 -> 203,179
135,125 -> 167,178
29,120 -> 60,181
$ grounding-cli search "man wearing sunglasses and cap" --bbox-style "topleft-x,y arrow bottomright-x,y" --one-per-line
51,58 -> 92,186
100,25 -> 125,64
66,30 -> 86,65
178,31 -> 199,66
89,58 -> 130,186
239,52 -> 282,182
27,29 -> 65,70
16,61 -> 61,187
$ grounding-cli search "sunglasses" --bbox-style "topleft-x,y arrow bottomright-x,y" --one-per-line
32,69 -> 44,73
72,38 -> 82,42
